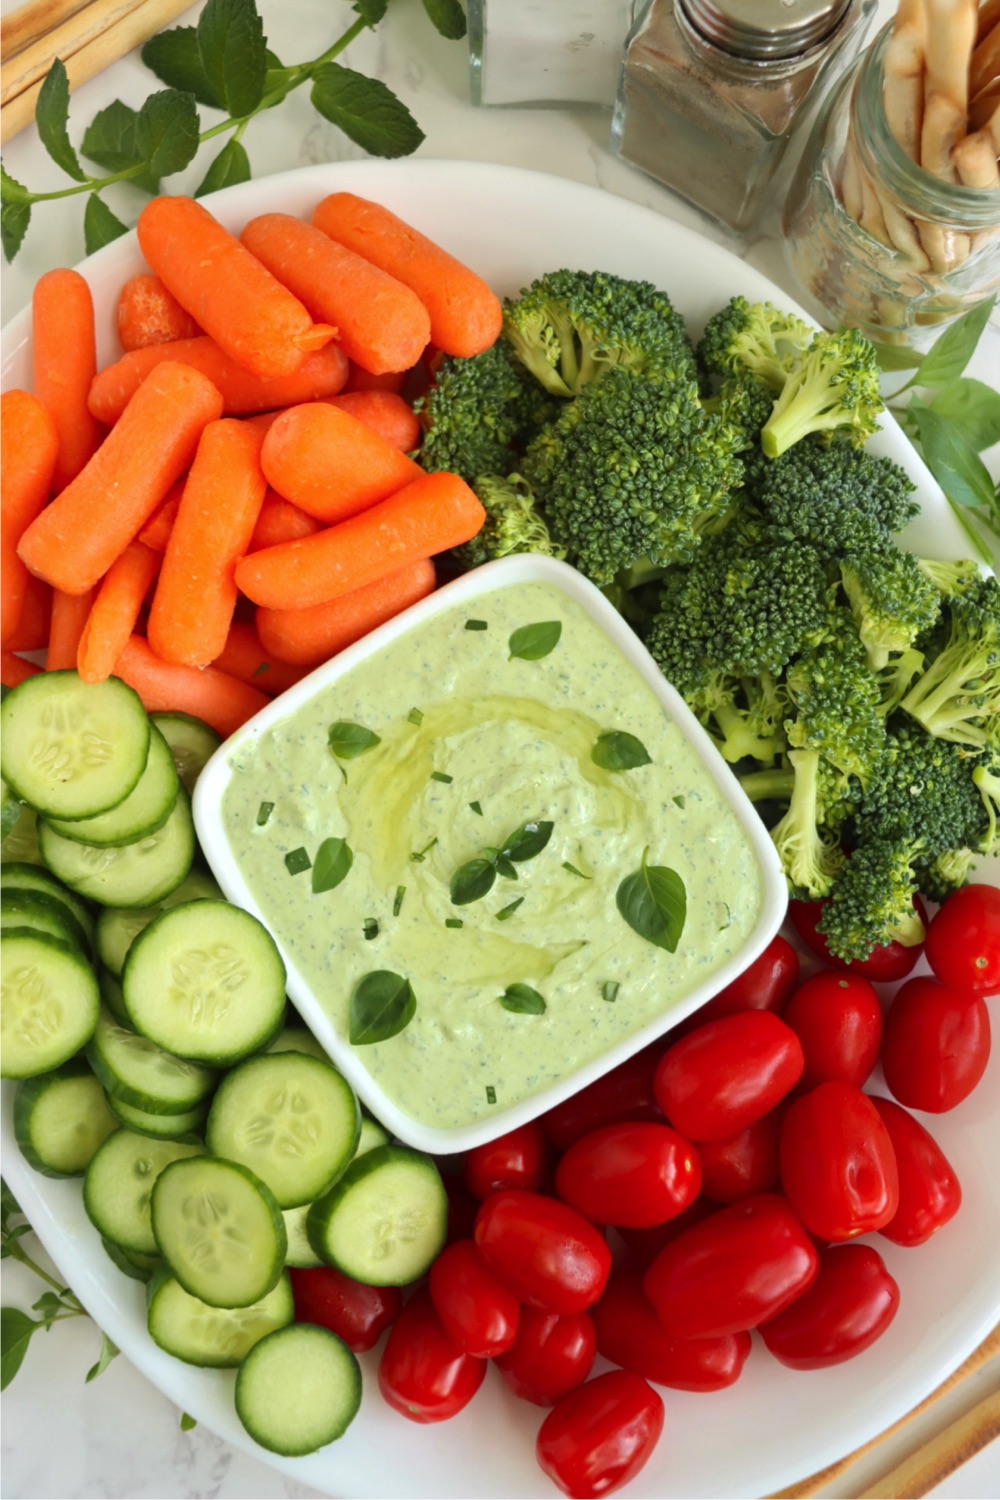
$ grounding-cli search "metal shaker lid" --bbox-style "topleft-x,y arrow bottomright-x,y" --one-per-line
680,0 -> 852,58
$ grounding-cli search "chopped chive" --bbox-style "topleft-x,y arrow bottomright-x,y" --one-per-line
495,897 -> 524,921
562,860 -> 591,880
393,885 -> 406,916
464,618 -> 488,631
363,917 -> 379,940
430,771 -> 453,784
485,1085 -> 497,1104
445,917 -> 464,929
284,847 -> 311,876
602,980 -> 620,1003
407,707 -> 424,725
410,836 -> 438,863
252,661 -> 271,677
673,794 -> 686,809
469,800 -> 483,816
256,801 -> 274,826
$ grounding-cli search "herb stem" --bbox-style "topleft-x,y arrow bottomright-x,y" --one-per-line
6,1239 -> 80,1300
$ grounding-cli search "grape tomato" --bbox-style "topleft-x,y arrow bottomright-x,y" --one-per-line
759,1244 -> 900,1369
535,1370 -> 664,1500
779,1081 -> 899,1241
474,1189 -> 611,1314
495,1305 -> 597,1407
881,977 -> 991,1113
554,1120 -> 701,1228
781,971 -> 882,1090
653,1010 -> 804,1141
924,884 -> 1000,997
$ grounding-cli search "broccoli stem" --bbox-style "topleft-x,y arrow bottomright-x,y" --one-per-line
739,768 -> 794,803
711,704 -> 782,765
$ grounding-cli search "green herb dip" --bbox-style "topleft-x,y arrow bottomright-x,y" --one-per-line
221,580 -> 765,1129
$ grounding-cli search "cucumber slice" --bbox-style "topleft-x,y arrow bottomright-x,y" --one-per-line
122,899 -> 286,1065
13,1059 -> 118,1176
98,968 -> 130,1025
206,1053 -> 360,1209
2,776 -> 22,841
44,726 -> 178,847
101,1237 -> 161,1282
86,1006 -> 218,1115
106,1093 -> 209,1141
281,1204 -> 323,1268
234,1323 -> 361,1456
0,862 -> 96,951
95,868 -> 222,977
356,1115 -> 391,1157
2,806 -> 41,864
38,787 -> 195,908
306,1145 -> 447,1287
265,1026 -> 329,1063
1,888 -> 89,952
84,1128 -> 203,1255
151,1156 -> 287,1308
151,712 -> 221,795
147,1267 -> 294,1367
0,671 -> 150,819
1,929 -> 100,1078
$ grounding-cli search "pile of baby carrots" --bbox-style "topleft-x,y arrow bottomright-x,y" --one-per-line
1,191 -> 498,736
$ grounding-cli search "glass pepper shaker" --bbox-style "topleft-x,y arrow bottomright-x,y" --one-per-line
610,0 -> 877,240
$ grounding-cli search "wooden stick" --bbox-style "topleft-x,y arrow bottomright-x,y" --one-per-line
858,1388 -> 1000,1499
0,0 -> 195,144
883,0 -> 927,161
1,0 -> 91,61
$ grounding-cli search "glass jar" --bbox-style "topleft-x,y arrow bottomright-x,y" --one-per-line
783,22 -> 1000,344
610,0 -> 876,240
467,0 -> 636,108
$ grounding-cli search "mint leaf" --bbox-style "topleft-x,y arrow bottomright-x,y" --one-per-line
142,26 -> 222,108
349,970 -> 416,1044
422,0 -> 467,39
136,89 -> 200,178
311,64 -> 424,158
929,379 -> 1000,454
83,195 -> 128,254
616,849 -> 687,952
910,405 -> 996,511
0,167 -> 30,204
82,100 -> 159,193
195,138 -> 251,197
197,0 -> 267,118
35,61 -> 85,181
354,0 -> 388,23
1,1308 -> 37,1390
912,297 -> 996,389
1,195 -> 30,262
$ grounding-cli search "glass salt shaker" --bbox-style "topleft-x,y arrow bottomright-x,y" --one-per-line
468,0 -> 636,108
610,0 -> 877,240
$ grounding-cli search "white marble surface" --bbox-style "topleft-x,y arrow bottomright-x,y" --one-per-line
1,1 -> 999,1496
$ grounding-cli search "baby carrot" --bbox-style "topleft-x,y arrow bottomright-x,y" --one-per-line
250,493 -> 322,551
344,361 -> 408,395
256,557 -> 436,668
4,574 -> 51,654
117,273 -> 200,350
311,192 -> 503,359
326,391 -> 420,452
87,336 -> 350,425
19,361 -> 224,597
32,268 -> 104,491
137,483 -> 184,553
137,195 -> 336,379
1,390 -> 58,643
240,212 -> 431,375
47,586 -> 95,671
235,471 -> 485,610
147,419 -> 268,668
1,651 -> 41,689
113,635 -> 269,738
77,541 -> 160,685
213,620 -> 308,696
260,402 -> 421,524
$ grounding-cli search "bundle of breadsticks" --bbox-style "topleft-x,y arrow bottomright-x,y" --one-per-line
839,0 -> 999,280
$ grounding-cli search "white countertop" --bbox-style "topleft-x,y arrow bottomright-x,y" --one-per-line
1,1 -> 998,1496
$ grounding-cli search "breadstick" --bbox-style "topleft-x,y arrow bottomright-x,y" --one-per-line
884,0 -> 927,160
970,21 -> 1000,101
840,133 -> 865,222
970,80 -> 1000,131
976,0 -> 1000,43
953,126 -> 1000,185
920,0 -> 979,180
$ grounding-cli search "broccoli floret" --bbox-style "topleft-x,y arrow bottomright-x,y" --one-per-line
876,647 -> 925,715
750,440 -> 918,558
502,269 -> 696,398
451,473 -> 564,570
917,556 -> 982,600
784,609 -> 886,787
840,547 -> 943,671
854,718 -> 991,862
416,341 -> 555,484
769,748 -> 846,899
522,366 -> 744,585
760,327 -> 883,458
697,296 -> 814,391
899,575 -> 1000,747
817,839 -> 925,961
914,846 -> 978,904
972,758 -> 1000,857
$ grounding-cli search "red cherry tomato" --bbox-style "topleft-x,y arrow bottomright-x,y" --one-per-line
692,934 -> 800,1026
427,1239 -> 520,1357
643,1193 -> 819,1338
924,884 -> 1000,997
881,976 -> 991,1113
377,1287 -> 486,1423
616,1196 -> 719,1265
540,1044 -> 664,1152
462,1121 -> 548,1200
696,1104 -> 784,1203
494,1305 -> 596,1406
654,1011 -> 804,1142
592,1267 -> 751,1392
474,1190 -> 611,1314
779,1081 -> 899,1241
788,897 -> 926,982
869,1095 -> 963,1247
536,1370 -> 664,1500
781,971 -> 882,1091
288,1265 -> 402,1352
759,1244 -> 900,1369
554,1121 -> 701,1228
442,1171 -> 479,1244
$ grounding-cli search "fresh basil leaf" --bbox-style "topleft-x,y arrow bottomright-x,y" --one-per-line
508,620 -> 562,661
422,0 -> 467,39
311,64 -> 424,158
328,720 -> 381,760
35,61 -> 85,181
870,340 -> 924,373
136,89 -> 201,178
503,820 -> 554,862
85,1331 -> 119,1383
499,982 -> 545,1015
912,297 -> 996,389
591,731 -> 652,772
141,26 -> 221,107
929,380 -> 1000,453
1,195 -> 30,262
311,836 -> 353,893
354,0 -> 388,23
349,969 -> 416,1044
616,849 -> 687,952
83,195 -> 128,254
910,405 -> 996,511
1,1308 -> 37,1391
450,856 -> 496,905
197,0 -> 267,118
195,138 -> 251,197
493,854 -> 518,880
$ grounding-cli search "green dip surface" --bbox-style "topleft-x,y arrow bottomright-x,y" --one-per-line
221,580 -> 765,1130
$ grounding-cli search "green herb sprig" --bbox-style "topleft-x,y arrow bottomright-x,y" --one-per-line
450,819 -> 554,905
1,0 -> 466,263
